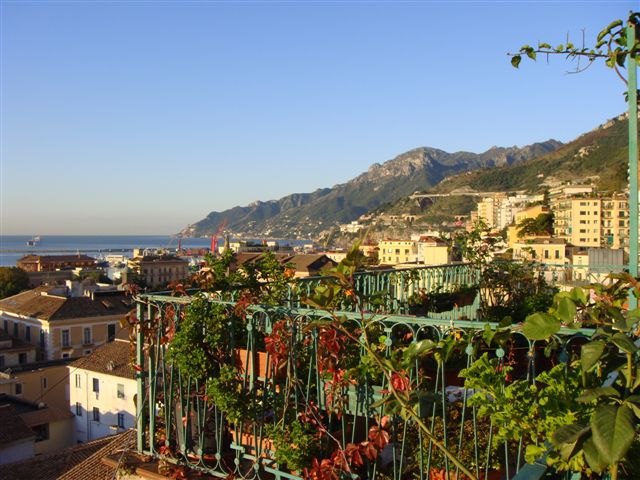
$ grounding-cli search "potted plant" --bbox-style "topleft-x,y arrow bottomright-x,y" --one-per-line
266,419 -> 320,472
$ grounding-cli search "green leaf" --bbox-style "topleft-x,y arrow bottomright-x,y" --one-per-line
577,386 -> 620,403
625,396 -> 640,419
526,50 -> 536,60
556,297 -> 576,323
611,333 -> 638,354
569,287 -> 587,304
552,423 -> 590,445
590,404 -> 636,466
583,438 -> 607,473
482,323 -> 495,345
538,42 -> 551,49
522,312 -> 561,340
581,340 -> 606,372
511,55 -> 522,68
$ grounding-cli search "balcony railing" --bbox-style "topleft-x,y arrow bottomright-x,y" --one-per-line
133,282 -> 591,480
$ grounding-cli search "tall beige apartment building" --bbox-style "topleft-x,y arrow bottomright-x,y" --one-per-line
551,192 -> 628,249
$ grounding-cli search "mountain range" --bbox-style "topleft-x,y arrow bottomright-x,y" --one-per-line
182,114 -> 631,239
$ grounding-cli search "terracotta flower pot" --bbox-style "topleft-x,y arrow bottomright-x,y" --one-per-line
230,427 -> 275,458
234,348 -> 269,378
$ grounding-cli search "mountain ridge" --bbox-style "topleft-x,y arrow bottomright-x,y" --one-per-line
182,139 -> 562,238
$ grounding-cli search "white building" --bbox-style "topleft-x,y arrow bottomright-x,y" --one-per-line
68,339 -> 136,443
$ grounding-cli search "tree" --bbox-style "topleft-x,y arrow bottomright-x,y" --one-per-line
0,267 -> 30,299
517,212 -> 554,238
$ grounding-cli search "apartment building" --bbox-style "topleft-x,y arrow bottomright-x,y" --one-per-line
378,240 -> 417,265
0,329 -> 37,368
16,255 -> 97,273
601,194 -> 629,249
69,340 -> 136,442
416,236 -> 451,265
476,193 -> 544,231
126,254 -> 189,288
0,284 -> 132,361
0,359 -> 72,411
551,192 -> 629,249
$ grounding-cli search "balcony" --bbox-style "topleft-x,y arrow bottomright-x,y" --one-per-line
131,262 -> 595,480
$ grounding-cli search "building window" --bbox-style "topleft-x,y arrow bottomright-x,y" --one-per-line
544,250 -> 549,259
62,329 -> 70,348
15,383 -> 22,395
93,407 -> 100,422
76,402 -> 82,416
555,250 -> 560,259
32,423 -> 49,442
92,378 -> 99,393
83,327 -> 91,345
25,326 -> 31,342
2,319 -> 7,332
13,323 -> 18,337
108,324 -> 116,342
117,413 -> 125,428
117,383 -> 125,399
40,330 -> 45,349
18,353 -> 27,364
75,374 -> 81,388
62,352 -> 70,359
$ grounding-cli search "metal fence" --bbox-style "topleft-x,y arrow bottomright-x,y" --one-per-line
133,287 -> 591,480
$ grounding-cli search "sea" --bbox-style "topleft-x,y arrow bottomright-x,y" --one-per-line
0,235 -> 312,267
0,235 -> 212,267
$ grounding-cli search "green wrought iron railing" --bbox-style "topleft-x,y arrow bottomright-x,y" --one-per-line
133,289 -> 592,480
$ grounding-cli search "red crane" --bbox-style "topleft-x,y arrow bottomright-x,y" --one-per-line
210,219 -> 228,255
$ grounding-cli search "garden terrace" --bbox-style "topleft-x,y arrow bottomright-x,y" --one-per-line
132,289 -> 593,480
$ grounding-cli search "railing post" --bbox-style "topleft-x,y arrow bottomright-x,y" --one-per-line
627,17 -> 638,309
136,301 -> 145,453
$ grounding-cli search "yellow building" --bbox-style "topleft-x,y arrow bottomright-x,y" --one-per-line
552,197 -> 602,247
551,193 -> 630,249
512,237 -> 567,264
378,240 -> 417,265
127,254 -> 189,288
416,236 -> 451,265
0,360 -> 72,411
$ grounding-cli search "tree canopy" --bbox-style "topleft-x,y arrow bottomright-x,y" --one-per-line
0,267 -> 30,299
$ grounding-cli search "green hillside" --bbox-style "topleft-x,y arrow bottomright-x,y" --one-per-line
433,115 -> 630,194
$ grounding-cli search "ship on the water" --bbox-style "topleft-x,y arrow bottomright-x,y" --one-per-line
26,235 -> 41,246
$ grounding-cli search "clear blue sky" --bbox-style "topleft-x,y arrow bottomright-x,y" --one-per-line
0,0 -> 635,235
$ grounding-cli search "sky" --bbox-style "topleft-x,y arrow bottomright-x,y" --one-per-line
0,0 -> 636,235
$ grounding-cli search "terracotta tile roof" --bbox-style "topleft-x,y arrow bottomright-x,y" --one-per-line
0,289 -> 133,321
280,254 -> 336,272
70,339 -> 135,379
0,404 -> 35,447
233,253 -> 336,273
58,429 -> 136,480
0,434 -> 117,480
